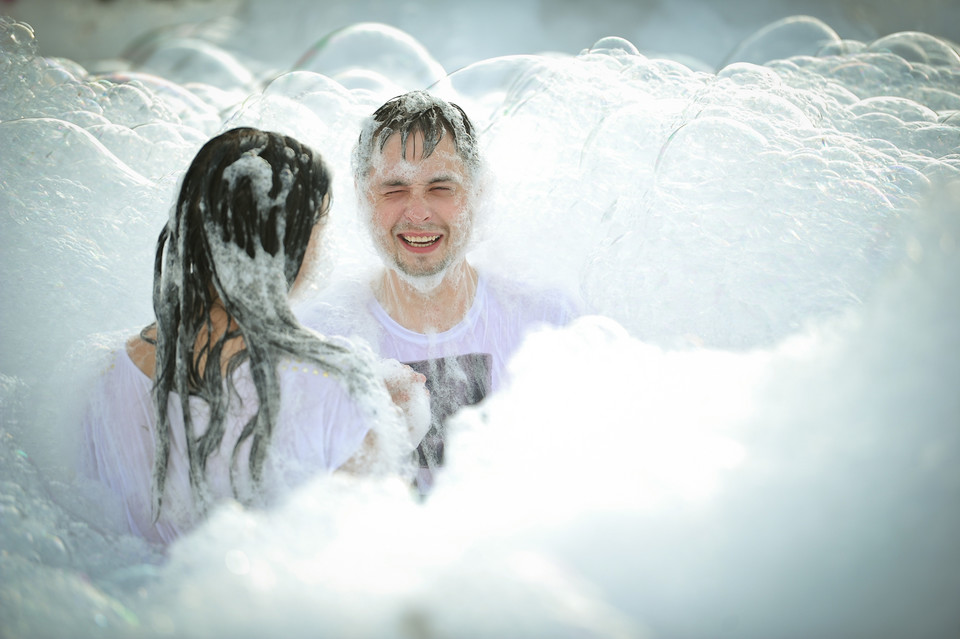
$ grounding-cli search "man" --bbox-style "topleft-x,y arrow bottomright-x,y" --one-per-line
299,90 -> 577,492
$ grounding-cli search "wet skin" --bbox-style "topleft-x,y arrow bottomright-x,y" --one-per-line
367,131 -> 471,279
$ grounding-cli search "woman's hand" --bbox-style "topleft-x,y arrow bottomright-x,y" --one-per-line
378,359 -> 431,450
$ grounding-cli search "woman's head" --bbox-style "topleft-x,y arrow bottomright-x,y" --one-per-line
151,128 -> 336,512
171,127 -> 331,311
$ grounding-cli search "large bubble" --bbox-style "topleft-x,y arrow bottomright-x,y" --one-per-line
294,22 -> 448,93
1,9 -> 959,639
722,15 -> 842,67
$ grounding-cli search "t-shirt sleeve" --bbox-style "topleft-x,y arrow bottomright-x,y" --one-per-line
503,279 -> 583,331
543,288 -> 582,326
292,284 -> 381,347
78,352 -> 183,543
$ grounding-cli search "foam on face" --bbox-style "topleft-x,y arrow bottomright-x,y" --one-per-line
2,11 -> 960,639
359,131 -> 479,293
352,91 -> 481,192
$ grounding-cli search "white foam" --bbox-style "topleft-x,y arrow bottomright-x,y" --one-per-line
1,7 -> 959,638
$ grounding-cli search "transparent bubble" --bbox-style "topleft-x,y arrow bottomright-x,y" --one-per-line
868,32 -> 960,67
95,71 -> 220,133
826,55 -> 898,99
39,65 -> 80,89
656,115 -> 770,184
1,57 -> 74,121
267,72 -> 362,144
45,56 -> 89,81
4,10 -> 960,639
134,37 -> 257,92
914,86 -> 960,111
56,110 -> 110,129
817,39 -> 868,57
262,70 -> 352,103
582,100 -> 674,187
619,56 -> 702,97
332,68 -> 406,96
910,123 -> 960,158
95,80 -> 174,128
85,121 -> 200,181
295,23 -> 446,93
722,15 -> 842,67
0,17 -> 38,57
442,54 -> 551,124
0,119 -> 161,444
717,62 -> 783,88
585,35 -> 642,57
849,96 -> 938,123
0,118 -> 149,189
224,91 -> 335,160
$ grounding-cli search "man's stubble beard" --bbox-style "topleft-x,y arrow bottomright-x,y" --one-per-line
363,198 -> 474,295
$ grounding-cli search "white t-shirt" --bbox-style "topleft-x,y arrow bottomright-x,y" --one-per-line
78,348 -> 373,544
296,272 -> 577,490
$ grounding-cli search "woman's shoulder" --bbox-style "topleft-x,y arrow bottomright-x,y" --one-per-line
125,326 -> 157,381
81,332 -> 158,453
482,272 -> 581,325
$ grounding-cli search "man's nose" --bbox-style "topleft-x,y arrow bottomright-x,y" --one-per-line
403,193 -> 430,223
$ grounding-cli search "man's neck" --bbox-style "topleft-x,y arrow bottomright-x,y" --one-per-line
374,261 -> 479,334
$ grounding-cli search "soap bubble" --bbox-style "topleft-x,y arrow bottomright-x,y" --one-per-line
1,9 -> 959,639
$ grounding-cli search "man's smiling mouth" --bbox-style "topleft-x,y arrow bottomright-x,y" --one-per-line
400,234 -> 441,247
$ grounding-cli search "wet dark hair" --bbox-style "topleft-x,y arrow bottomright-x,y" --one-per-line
353,90 -> 481,183
149,127 -> 379,516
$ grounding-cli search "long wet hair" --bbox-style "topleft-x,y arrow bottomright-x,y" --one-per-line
150,127 -> 382,516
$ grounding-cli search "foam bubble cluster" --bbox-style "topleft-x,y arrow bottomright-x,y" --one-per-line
461,32 -> 960,349
1,10 -> 958,639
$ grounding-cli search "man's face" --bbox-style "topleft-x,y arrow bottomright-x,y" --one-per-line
366,130 -> 472,280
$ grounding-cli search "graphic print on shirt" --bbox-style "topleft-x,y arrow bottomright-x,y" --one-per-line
405,352 -> 492,471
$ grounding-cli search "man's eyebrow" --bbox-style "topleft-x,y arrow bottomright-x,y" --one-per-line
376,174 -> 463,188
430,174 -> 462,184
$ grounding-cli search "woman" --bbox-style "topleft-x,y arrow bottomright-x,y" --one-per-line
79,127 -> 428,544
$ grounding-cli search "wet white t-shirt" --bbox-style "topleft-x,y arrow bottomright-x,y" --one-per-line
78,348 -> 372,544
296,273 -> 578,490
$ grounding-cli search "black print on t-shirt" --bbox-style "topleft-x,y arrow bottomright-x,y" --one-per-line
405,353 -> 492,470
